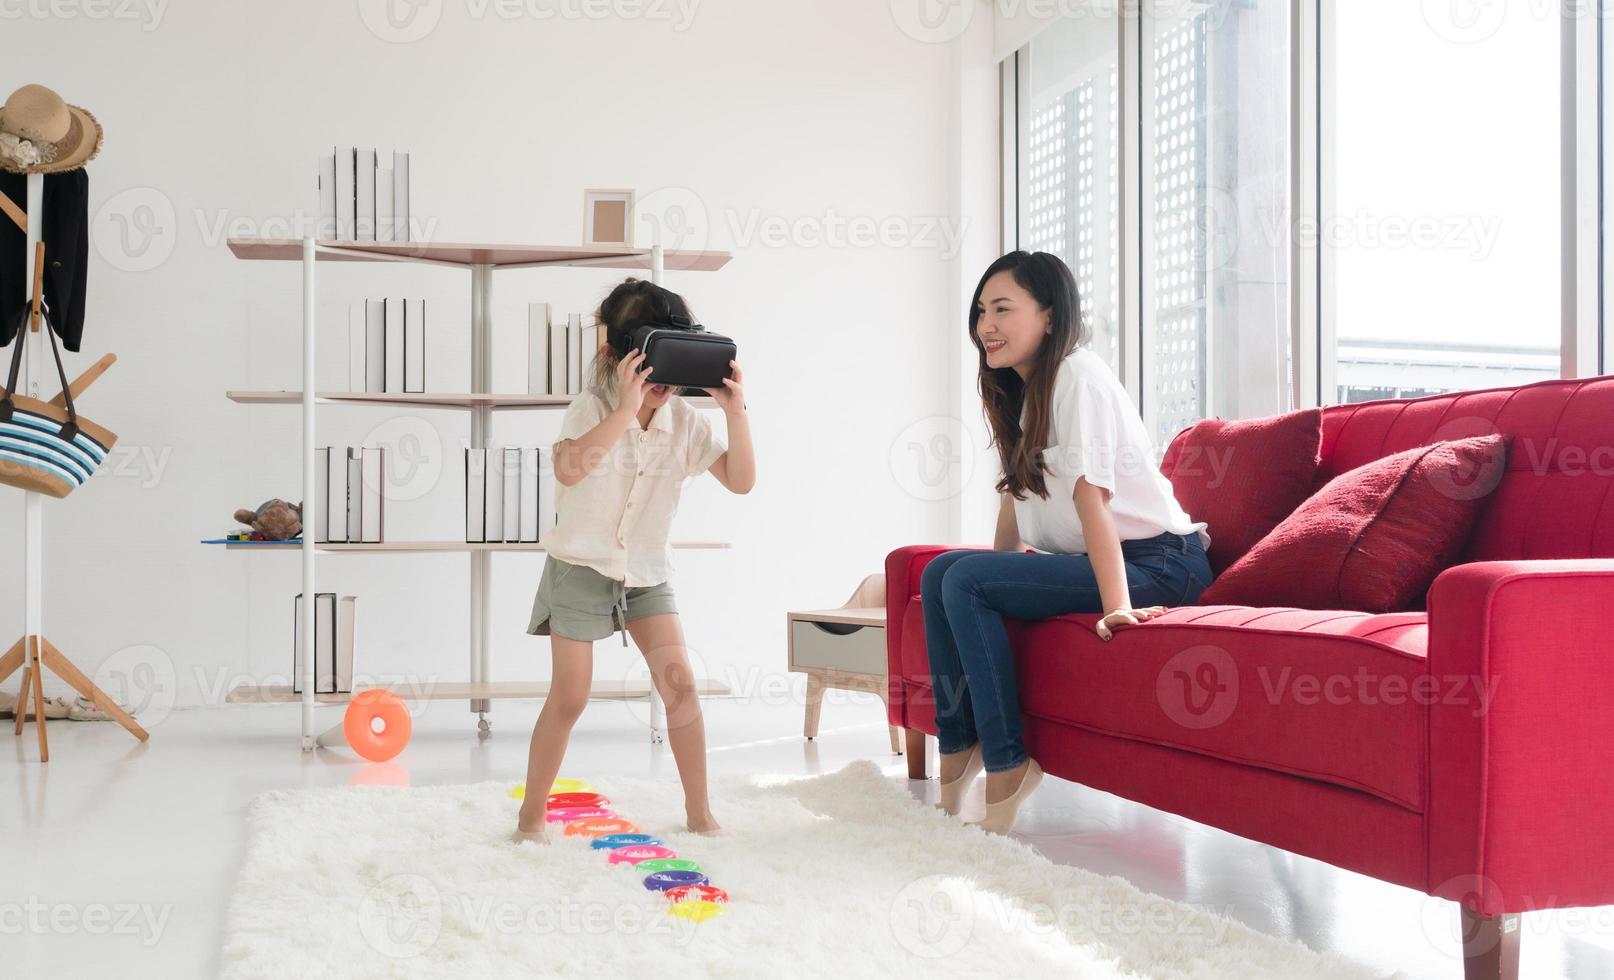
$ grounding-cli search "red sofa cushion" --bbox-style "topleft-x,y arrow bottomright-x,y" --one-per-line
1161,408 -> 1322,575
1201,435 -> 1511,612
1013,606 -> 1431,810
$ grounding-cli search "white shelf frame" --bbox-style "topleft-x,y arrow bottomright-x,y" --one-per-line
238,235 -> 724,749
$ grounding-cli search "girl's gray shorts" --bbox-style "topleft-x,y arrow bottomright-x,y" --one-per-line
526,555 -> 677,643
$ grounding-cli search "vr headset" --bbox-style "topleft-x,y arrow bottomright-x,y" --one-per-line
612,311 -> 736,393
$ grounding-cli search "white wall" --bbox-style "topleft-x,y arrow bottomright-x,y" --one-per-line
2,0 -> 998,723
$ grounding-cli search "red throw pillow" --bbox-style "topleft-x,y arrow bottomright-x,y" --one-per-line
1161,408 -> 1322,575
1199,434 -> 1511,612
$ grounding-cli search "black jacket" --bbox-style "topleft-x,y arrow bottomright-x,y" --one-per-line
0,168 -> 89,352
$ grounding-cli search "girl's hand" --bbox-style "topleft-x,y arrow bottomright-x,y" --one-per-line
702,359 -> 746,415
1095,606 -> 1168,642
614,349 -> 652,419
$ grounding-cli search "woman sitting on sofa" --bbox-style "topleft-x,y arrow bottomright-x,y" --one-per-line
922,250 -> 1213,834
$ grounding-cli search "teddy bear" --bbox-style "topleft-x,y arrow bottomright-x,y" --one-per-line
233,499 -> 303,541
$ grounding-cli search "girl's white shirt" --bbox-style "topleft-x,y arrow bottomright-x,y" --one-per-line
1012,347 -> 1209,556
543,378 -> 727,586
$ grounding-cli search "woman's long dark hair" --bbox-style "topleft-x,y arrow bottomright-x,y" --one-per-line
971,251 -> 1089,500
590,278 -> 693,392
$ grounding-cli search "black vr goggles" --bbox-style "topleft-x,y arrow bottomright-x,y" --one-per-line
610,310 -> 736,393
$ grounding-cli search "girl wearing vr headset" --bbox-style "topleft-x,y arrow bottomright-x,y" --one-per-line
921,251 -> 1212,834
514,279 -> 753,843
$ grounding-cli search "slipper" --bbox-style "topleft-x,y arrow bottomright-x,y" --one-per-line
69,695 -> 127,722
0,690 -> 14,719
10,695 -> 70,720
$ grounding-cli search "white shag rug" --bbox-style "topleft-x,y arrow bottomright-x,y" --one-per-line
221,760 -> 1377,979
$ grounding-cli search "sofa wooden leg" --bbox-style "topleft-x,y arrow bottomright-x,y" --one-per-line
904,728 -> 928,780
1459,907 -> 1520,980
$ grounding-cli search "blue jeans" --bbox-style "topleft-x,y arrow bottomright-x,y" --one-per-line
920,531 -> 1213,773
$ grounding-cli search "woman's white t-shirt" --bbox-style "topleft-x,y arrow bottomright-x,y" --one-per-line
1012,347 -> 1209,556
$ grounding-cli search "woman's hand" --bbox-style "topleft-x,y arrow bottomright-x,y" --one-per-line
613,349 -> 652,420
702,359 -> 746,415
1095,606 -> 1169,642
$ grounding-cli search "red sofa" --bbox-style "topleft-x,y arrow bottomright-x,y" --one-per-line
886,376 -> 1614,979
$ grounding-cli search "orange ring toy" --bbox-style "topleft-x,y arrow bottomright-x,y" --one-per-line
343,689 -> 412,762
562,817 -> 640,839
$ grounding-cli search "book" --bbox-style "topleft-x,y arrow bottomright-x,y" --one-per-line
355,148 -> 377,241
528,302 -> 551,395
293,592 -> 337,694
336,595 -> 357,693
581,322 -> 600,393
361,447 -> 385,543
484,446 -> 506,543
346,448 -> 362,544
365,299 -> 385,393
318,153 -> 336,240
325,446 -> 349,543
405,298 -> 425,393
519,447 -> 541,542
567,314 -> 583,394
314,448 -> 331,543
335,146 -> 356,241
384,298 -> 405,393
348,303 -> 365,392
393,150 -> 411,242
465,448 -> 486,543
549,314 -> 568,396
502,447 -> 521,544
538,448 -> 558,540
376,167 -> 395,243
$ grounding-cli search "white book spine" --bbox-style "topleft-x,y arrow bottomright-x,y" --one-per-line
405,298 -> 425,393
528,302 -> 551,396
465,448 -> 486,543
293,593 -> 337,694
484,447 -> 506,543
549,316 -> 568,396
355,148 -> 377,241
318,153 -> 336,240
569,314 -> 584,393
326,446 -> 348,543
393,150 -> 411,242
384,298 -> 405,394
502,448 -> 520,544
362,447 -> 385,543
538,447 -> 557,540
365,299 -> 385,393
348,303 -> 365,392
337,596 -> 357,693
581,323 -> 599,393
336,146 -> 356,241
314,448 -> 330,543
519,447 -> 540,543
376,166 -> 395,243
346,449 -> 362,545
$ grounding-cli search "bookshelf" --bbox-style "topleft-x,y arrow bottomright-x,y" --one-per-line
224,235 -> 734,750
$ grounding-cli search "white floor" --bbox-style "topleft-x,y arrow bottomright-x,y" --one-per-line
10,692 -> 1614,979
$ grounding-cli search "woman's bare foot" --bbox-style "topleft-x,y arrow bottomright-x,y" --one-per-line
686,808 -> 722,834
984,759 -> 1033,805
939,745 -> 978,783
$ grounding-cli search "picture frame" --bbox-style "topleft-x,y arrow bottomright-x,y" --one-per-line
582,188 -> 636,247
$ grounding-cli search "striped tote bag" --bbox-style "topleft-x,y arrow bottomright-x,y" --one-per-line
0,306 -> 115,498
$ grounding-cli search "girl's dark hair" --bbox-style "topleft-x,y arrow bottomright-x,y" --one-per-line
971,250 -> 1089,500
590,278 -> 693,391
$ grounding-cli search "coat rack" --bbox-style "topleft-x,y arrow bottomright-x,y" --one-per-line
0,175 -> 146,761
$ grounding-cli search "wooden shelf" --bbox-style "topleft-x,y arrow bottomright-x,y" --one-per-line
226,390 -> 576,410
225,678 -> 733,705
227,237 -> 732,271
215,540 -> 730,553
789,607 -> 887,628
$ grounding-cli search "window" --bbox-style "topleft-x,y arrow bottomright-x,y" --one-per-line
1324,1 -> 1560,402
1143,0 -> 1291,445
1022,10 -> 1122,375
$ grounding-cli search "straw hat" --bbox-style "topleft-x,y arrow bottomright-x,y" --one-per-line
0,84 -> 103,174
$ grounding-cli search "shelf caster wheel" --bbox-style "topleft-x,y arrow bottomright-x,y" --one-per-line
477,715 -> 492,740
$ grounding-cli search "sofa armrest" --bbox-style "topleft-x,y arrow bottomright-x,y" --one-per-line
1426,559 -> 1614,913
883,545 -> 988,728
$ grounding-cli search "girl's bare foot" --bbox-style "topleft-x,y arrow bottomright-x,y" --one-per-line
686,809 -> 722,834
516,802 -> 547,835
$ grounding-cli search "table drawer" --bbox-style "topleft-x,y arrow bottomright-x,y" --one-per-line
790,619 -> 887,675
